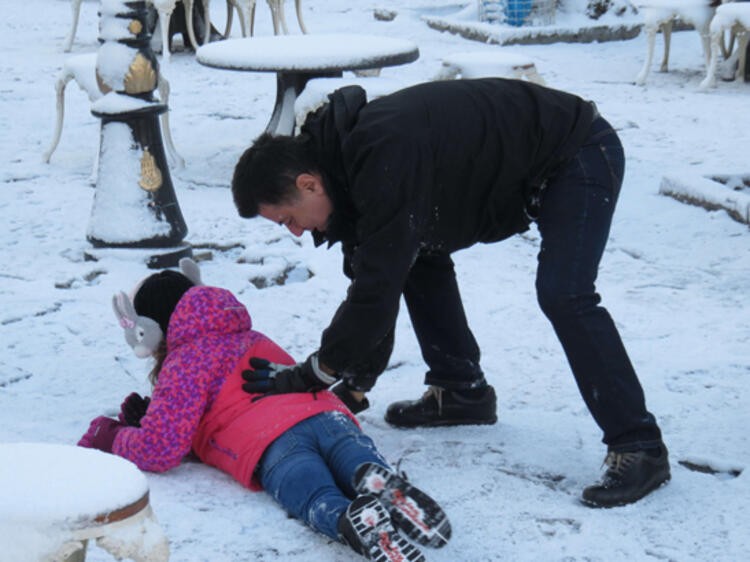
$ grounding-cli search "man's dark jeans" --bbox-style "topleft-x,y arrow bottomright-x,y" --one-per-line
535,116 -> 662,451
402,115 -> 663,451
403,251 -> 487,391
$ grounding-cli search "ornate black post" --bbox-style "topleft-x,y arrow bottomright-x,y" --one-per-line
87,0 -> 191,268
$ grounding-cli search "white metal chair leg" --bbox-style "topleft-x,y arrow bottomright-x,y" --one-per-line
64,0 -> 83,52
660,20 -> 673,72
157,76 -> 185,169
721,29 -> 736,60
699,27 -> 712,68
699,29 -> 723,89
230,0 -> 255,36
224,0 -> 239,36
295,0 -> 307,33
43,73 -> 73,163
201,0 -> 211,44
277,0 -> 290,34
155,4 -> 175,63
267,0 -> 281,34
635,24 -> 658,85
183,0 -> 201,50
736,29 -> 748,81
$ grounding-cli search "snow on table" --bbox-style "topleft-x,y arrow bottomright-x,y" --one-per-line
196,33 -> 419,72
0,442 -> 148,525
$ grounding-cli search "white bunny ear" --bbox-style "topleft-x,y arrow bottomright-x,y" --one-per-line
179,257 -> 203,286
112,291 -> 164,359
113,292 -> 137,330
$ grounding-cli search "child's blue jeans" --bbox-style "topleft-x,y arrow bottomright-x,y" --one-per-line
257,411 -> 389,540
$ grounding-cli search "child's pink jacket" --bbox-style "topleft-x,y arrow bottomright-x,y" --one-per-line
113,286 -> 355,490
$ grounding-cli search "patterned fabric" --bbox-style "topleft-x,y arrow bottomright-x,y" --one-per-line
112,286 -> 354,479
113,286 -> 260,471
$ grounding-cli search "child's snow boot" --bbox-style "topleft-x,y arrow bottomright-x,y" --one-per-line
338,494 -> 425,562
354,462 -> 451,549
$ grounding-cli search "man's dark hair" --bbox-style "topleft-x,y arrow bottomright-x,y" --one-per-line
231,132 -> 319,218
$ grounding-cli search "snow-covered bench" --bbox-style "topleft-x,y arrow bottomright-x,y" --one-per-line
700,2 -> 750,88
43,53 -> 184,172
0,443 -> 169,562
634,0 -> 717,86
435,51 -> 546,85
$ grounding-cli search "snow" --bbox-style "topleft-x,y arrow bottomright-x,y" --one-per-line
659,173 -> 750,224
196,33 -> 419,71
0,443 -> 148,523
87,121 -> 172,243
1,0 -> 749,561
713,3 -> 750,29
639,3 -> 713,30
97,42 -> 141,92
0,443 -> 148,561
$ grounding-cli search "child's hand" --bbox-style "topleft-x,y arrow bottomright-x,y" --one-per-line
242,353 -> 339,395
118,392 -> 151,427
78,416 -> 126,453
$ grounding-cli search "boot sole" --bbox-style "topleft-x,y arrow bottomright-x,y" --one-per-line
345,496 -> 425,562
355,463 -> 452,548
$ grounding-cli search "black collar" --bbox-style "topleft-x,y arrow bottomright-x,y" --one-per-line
311,170 -> 358,248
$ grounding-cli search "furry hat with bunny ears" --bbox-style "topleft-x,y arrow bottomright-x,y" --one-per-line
113,258 -> 203,358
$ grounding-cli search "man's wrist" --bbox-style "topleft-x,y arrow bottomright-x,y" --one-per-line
310,353 -> 339,385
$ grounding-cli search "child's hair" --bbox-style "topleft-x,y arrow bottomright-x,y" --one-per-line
148,340 -> 168,386
133,270 -> 194,384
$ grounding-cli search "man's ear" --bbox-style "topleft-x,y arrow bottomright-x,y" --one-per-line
296,172 -> 324,194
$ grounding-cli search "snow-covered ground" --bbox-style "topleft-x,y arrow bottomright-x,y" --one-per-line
1,1 -> 749,560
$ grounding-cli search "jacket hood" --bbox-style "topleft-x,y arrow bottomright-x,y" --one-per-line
301,85 -> 367,248
167,286 -> 252,350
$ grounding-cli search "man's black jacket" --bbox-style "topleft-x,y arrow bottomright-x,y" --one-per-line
300,78 -> 596,376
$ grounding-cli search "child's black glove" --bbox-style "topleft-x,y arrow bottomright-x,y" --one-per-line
118,392 -> 151,427
242,354 -> 339,395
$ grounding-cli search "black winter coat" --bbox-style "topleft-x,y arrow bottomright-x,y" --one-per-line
300,78 -> 596,376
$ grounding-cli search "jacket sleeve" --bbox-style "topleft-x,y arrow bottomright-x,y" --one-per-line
112,345 -> 213,472
318,131 -> 433,374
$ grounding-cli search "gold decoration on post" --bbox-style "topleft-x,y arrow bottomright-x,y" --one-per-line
95,70 -> 113,94
124,52 -> 157,95
139,148 -> 163,192
128,19 -> 143,35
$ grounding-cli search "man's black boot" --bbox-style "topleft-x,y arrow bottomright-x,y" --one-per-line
385,385 -> 497,428
581,445 -> 671,508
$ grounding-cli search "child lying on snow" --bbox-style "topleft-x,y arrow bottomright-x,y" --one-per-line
77,259 -> 451,561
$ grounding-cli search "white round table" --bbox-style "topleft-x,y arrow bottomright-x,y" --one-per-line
0,442 -> 169,562
197,33 -> 419,135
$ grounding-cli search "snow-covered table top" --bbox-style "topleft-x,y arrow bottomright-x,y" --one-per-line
196,33 -> 419,72
0,442 -> 148,525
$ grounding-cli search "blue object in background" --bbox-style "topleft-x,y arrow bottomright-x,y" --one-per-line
505,0 -> 532,26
